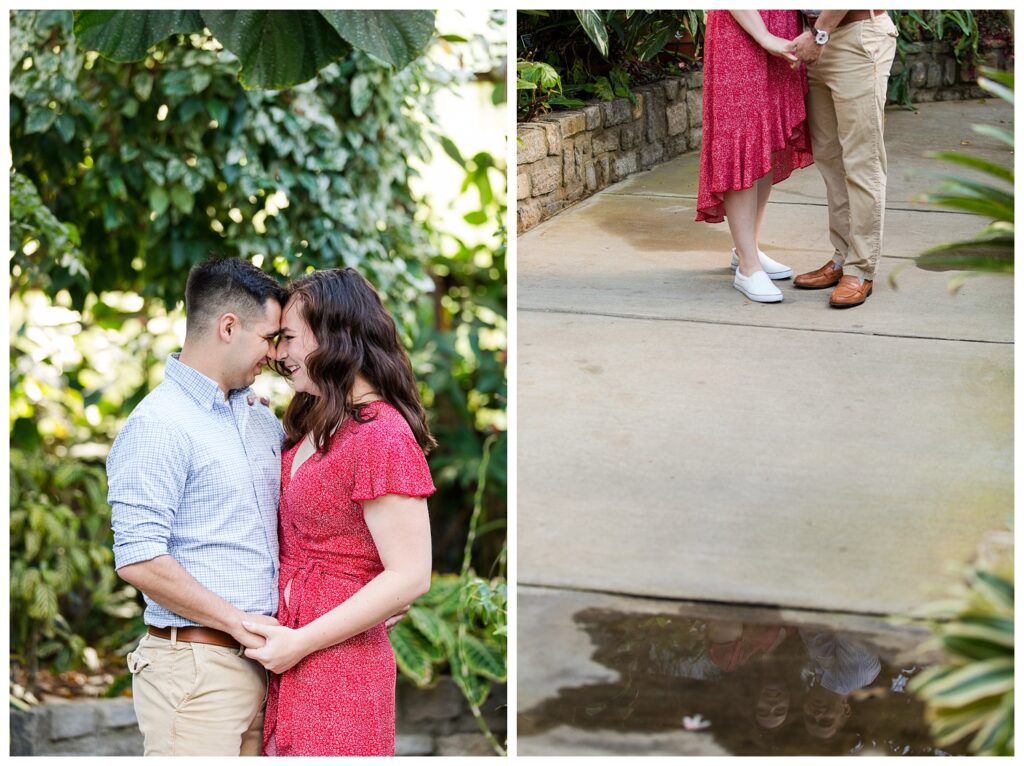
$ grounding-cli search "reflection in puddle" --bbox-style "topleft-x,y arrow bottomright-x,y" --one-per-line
519,608 -> 967,756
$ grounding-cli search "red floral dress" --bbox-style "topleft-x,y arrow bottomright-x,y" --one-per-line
262,400 -> 435,756
696,10 -> 814,223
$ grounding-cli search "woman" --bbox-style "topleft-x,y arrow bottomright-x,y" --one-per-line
242,268 -> 435,756
696,10 -> 815,303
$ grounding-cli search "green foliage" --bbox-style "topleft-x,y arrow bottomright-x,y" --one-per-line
517,10 -> 705,120
12,10 -> 436,321
10,8 -> 507,714
390,574 -> 507,692
908,563 -> 1014,756
902,69 -> 1014,292
73,10 -> 436,89
390,434 -> 506,754
887,10 -> 988,109
10,450 -> 143,693
516,59 -> 584,122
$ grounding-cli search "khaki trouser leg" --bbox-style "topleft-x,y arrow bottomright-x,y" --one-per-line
128,633 -> 268,756
806,75 -> 851,268
806,14 -> 898,280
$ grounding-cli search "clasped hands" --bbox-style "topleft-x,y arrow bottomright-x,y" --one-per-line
234,606 -> 409,674
762,30 -> 823,69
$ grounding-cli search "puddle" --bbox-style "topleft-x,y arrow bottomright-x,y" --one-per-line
519,606 -> 968,756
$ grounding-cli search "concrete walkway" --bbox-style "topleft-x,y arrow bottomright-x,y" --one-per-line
517,100 -> 1013,617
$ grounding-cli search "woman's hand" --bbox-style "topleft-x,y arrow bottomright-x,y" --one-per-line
242,620 -> 311,674
760,33 -> 799,63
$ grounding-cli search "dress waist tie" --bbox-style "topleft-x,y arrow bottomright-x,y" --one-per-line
272,559 -> 323,752
272,560 -> 367,751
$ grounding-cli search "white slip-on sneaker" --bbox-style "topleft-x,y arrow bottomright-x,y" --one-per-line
731,248 -> 794,280
734,269 -> 784,303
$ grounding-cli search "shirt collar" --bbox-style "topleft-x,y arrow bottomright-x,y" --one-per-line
165,353 -> 253,410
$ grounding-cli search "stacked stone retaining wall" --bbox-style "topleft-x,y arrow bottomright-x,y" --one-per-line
517,72 -> 704,233
517,41 -> 1013,233
10,679 -> 506,756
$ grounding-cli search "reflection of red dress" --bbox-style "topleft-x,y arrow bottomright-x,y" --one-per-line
696,10 -> 813,223
262,401 -> 435,756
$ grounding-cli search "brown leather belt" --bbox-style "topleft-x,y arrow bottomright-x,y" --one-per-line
837,10 -> 886,27
148,625 -> 241,649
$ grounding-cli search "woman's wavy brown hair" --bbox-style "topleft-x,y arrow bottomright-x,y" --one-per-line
277,268 -> 435,455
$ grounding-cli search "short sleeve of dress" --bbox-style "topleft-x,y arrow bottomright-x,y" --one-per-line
351,424 -> 436,504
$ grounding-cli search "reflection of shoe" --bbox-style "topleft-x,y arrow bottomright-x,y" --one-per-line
830,275 -> 873,308
734,269 -> 783,303
794,259 -> 843,289
730,248 -> 794,280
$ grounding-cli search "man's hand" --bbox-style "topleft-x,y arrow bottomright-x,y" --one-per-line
791,29 -> 822,65
229,612 -> 280,650
384,604 -> 411,631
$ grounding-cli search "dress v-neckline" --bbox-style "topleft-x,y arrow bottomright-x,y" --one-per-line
289,435 -> 317,482
286,402 -> 384,484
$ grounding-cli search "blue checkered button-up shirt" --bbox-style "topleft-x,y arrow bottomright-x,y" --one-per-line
108,353 -> 281,627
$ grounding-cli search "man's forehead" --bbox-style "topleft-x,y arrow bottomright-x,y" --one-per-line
255,299 -> 283,330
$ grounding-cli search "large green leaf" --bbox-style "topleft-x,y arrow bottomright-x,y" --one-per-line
200,11 -> 350,90
924,657 -> 1014,708
460,634 -> 506,682
73,11 -> 205,62
419,574 -> 461,608
969,692 -> 1013,754
930,698 -> 999,745
389,621 -> 435,687
450,652 -> 490,708
941,633 -> 1012,662
320,10 -> 435,69
972,123 -> 1014,149
971,568 -> 1014,612
916,237 -> 1014,273
926,151 -> 1014,185
408,604 -> 446,649
574,10 -> 609,58
636,26 -> 675,62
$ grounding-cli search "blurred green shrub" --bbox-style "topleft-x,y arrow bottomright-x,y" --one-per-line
10,451 -> 142,693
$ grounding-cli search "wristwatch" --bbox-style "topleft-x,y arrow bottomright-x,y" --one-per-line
814,27 -> 830,45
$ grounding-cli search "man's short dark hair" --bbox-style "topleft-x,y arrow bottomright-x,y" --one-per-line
184,257 -> 286,338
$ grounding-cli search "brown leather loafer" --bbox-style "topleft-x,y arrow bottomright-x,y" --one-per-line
793,260 -> 843,289
829,275 -> 873,308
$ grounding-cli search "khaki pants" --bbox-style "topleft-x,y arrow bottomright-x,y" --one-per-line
806,13 -> 898,280
127,632 -> 267,756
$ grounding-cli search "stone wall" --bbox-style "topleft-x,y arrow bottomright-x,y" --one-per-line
517,72 -> 704,233
894,39 -> 1012,103
10,679 -> 506,756
516,41 -> 1013,233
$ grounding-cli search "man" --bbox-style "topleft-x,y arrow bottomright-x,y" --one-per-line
790,11 -> 899,307
799,628 -> 881,740
108,257 -> 287,755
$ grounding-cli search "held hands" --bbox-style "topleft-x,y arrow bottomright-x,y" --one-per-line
230,612 -> 280,650
760,33 -> 799,64
790,29 -> 822,66
242,609 -> 407,672
242,620 -> 310,674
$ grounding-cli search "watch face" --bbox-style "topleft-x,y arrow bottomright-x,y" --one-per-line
815,29 -> 829,44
